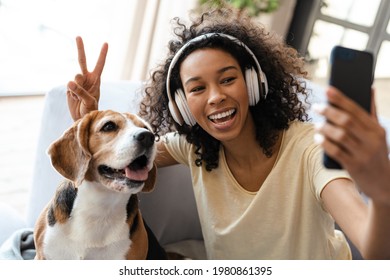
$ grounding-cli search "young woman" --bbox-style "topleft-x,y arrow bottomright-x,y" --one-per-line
67,8 -> 390,259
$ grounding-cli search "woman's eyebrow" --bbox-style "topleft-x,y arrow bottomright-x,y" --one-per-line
184,76 -> 201,86
218,65 -> 238,74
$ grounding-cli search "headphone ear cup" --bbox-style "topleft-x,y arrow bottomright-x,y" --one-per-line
175,89 -> 197,126
245,67 -> 260,106
168,96 -> 184,126
245,68 -> 253,105
251,68 -> 260,104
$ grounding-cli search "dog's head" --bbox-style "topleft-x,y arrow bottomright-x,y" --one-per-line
48,110 -> 157,193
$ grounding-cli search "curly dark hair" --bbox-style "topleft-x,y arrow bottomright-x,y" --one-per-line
139,7 -> 310,171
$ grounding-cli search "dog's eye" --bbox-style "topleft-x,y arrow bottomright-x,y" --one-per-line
101,121 -> 117,132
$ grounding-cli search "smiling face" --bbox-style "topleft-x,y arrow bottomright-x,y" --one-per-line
179,48 -> 254,143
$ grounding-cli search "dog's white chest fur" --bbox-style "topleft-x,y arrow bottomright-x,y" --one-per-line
43,181 -> 133,260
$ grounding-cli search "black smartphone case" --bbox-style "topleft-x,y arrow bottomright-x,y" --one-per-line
324,46 -> 374,169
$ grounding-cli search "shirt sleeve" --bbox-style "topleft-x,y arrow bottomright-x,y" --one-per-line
309,143 -> 352,203
162,132 -> 192,166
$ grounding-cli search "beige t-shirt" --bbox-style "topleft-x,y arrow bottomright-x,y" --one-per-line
163,121 -> 352,259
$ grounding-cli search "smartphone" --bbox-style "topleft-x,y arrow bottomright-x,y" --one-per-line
323,45 -> 374,169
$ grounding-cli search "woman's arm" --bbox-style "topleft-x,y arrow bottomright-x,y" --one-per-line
316,87 -> 390,259
155,140 -> 179,168
321,178 -> 390,259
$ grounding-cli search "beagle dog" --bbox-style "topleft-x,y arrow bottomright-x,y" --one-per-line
34,110 -> 166,260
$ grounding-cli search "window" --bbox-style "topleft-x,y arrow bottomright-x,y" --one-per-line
320,0 -> 381,27
292,0 -> 390,118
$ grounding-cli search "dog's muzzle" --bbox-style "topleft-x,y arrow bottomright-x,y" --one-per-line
98,130 -> 155,186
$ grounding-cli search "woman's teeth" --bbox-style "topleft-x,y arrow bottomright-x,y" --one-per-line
208,109 -> 236,123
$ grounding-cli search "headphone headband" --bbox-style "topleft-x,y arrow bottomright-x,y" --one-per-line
166,33 -> 269,126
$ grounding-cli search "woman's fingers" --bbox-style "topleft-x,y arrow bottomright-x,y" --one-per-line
314,86 -> 387,170
326,87 -> 375,128
319,87 -> 379,143
93,42 -> 108,76
76,36 -> 108,77
67,81 -> 97,109
76,36 -> 88,75
68,36 -> 107,120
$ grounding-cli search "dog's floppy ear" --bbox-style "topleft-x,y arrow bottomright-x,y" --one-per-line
48,112 -> 96,185
142,163 -> 157,193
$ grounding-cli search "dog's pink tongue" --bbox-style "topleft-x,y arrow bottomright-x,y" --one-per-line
125,166 -> 148,181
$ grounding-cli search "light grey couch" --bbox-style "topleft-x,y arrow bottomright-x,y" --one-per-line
1,80 -> 389,259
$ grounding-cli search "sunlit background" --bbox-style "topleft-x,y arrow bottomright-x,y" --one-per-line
2,0 -> 389,96
0,0 -> 197,95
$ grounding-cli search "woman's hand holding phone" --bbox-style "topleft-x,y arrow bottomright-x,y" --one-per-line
316,87 -> 390,205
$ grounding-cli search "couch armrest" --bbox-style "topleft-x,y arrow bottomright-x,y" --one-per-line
0,203 -> 26,245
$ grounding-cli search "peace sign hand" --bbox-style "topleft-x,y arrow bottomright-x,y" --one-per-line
67,36 -> 108,121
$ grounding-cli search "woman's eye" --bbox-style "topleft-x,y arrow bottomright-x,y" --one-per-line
190,86 -> 204,93
221,77 -> 236,84
101,121 -> 117,132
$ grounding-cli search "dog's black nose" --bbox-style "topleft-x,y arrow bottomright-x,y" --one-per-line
134,130 -> 155,148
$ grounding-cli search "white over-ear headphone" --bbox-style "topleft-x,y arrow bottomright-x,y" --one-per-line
166,33 -> 269,126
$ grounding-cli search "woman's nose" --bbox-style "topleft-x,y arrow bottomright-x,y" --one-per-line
208,86 -> 226,105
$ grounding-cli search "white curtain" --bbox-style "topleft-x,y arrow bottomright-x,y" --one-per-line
116,0 -> 197,81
